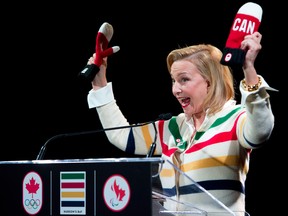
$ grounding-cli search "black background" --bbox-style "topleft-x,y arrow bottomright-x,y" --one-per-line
2,1 -> 285,215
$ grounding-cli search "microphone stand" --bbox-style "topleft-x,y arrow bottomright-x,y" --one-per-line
146,113 -> 172,157
36,113 -> 172,160
146,122 -> 157,158
36,122 -> 149,160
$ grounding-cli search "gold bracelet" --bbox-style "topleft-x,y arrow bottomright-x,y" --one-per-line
241,76 -> 262,92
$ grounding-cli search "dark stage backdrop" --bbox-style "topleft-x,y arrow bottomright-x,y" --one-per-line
2,1 -> 284,215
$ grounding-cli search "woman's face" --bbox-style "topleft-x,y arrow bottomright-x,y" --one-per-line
170,60 -> 209,117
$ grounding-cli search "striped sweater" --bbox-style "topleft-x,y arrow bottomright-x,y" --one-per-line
87,76 -> 276,216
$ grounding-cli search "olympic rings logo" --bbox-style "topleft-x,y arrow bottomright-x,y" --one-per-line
24,199 -> 41,209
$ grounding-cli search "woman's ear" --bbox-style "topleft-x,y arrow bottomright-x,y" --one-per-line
206,80 -> 210,88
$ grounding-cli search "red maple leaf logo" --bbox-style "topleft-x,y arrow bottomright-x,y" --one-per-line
25,177 -> 39,198
111,179 -> 126,201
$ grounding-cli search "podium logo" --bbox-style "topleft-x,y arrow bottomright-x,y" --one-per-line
22,171 -> 43,215
103,174 -> 130,212
60,171 -> 86,215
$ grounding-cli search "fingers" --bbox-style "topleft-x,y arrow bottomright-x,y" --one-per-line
102,57 -> 107,67
87,57 -> 94,65
244,32 -> 262,41
241,32 -> 262,50
254,32 -> 262,40
87,54 -> 107,68
87,53 -> 96,64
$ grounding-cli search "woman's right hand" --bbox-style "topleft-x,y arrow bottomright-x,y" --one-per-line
88,53 -> 108,90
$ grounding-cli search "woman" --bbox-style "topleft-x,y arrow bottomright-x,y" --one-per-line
86,32 -> 276,215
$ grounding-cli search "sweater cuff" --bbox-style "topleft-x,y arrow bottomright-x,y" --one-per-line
87,82 -> 114,108
240,75 -> 278,106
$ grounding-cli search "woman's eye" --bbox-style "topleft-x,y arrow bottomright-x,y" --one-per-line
181,77 -> 189,82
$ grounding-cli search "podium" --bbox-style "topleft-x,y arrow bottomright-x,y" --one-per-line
0,157 -> 162,216
0,158 -> 244,216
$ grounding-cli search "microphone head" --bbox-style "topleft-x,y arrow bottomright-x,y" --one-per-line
158,113 -> 172,120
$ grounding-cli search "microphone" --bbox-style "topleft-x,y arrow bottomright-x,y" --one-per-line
36,113 -> 172,160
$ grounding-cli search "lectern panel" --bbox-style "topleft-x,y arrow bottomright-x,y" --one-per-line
0,158 -> 158,216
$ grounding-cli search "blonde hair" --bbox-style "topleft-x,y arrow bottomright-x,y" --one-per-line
167,44 -> 235,116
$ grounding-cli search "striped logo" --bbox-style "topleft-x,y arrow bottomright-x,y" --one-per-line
60,171 -> 86,215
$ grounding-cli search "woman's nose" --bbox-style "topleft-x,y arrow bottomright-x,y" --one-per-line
172,83 -> 182,95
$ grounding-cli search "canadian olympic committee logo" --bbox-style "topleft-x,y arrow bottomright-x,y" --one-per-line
103,174 -> 130,212
22,171 -> 43,215
224,53 -> 232,62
